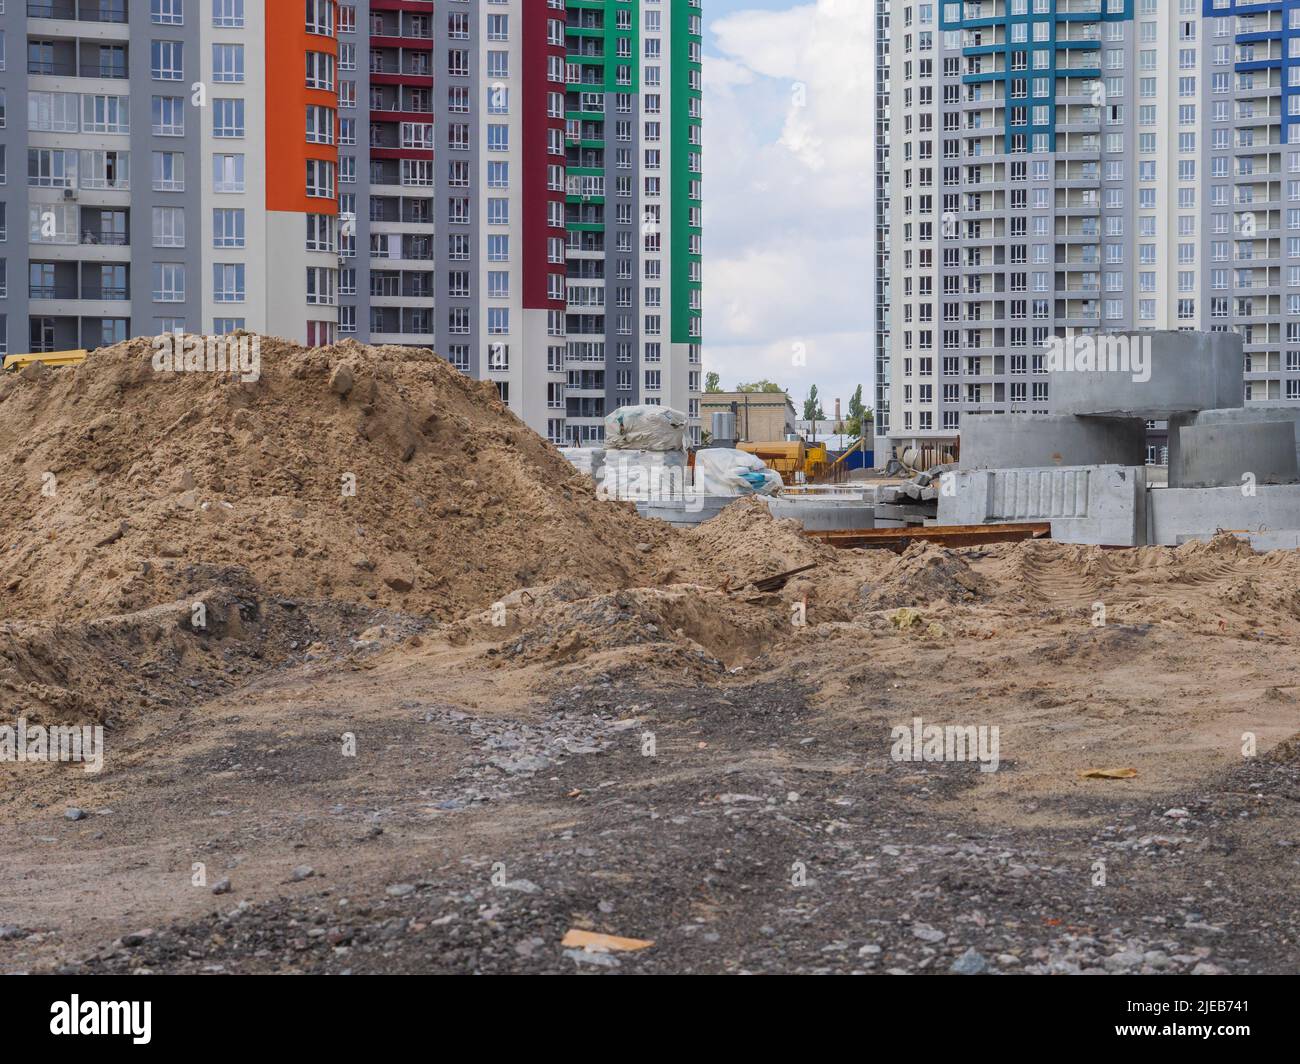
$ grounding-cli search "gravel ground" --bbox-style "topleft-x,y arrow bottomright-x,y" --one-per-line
7,669 -> 1294,976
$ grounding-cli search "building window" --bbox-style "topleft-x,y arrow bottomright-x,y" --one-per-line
213,208 -> 245,248
213,98 -> 245,138
213,263 -> 245,303
152,206 -> 185,248
306,0 -> 336,37
152,263 -> 186,303
152,151 -> 184,191
151,40 -> 184,81
151,96 -> 185,136
213,44 -> 244,83
151,0 -> 183,25
213,153 -> 244,193
213,0 -> 245,30
306,159 -> 335,198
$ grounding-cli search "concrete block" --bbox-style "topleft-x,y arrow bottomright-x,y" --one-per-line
938,465 -> 1147,545
960,412 -> 1147,470
761,496 -> 875,532
1148,484 -> 1300,545
635,494 -> 735,527
1175,421 -> 1298,489
1168,407 -> 1300,487
1047,330 -> 1244,419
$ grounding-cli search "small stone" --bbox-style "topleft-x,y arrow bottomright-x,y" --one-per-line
501,879 -> 540,894
1191,961 -> 1228,976
290,865 -> 315,882
64,808 -> 87,821
911,923 -> 946,944
949,948 -> 988,975
1163,808 -> 1190,819
330,363 -> 355,396
121,930 -> 154,948
564,948 -> 620,969
211,878 -> 232,895
386,883 -> 416,898
383,574 -> 414,593
1103,950 -> 1143,971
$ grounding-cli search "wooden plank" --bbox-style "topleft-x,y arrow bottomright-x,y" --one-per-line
749,562 -> 818,592
804,522 -> 1052,552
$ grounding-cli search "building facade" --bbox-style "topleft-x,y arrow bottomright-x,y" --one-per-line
0,0 -> 701,444
873,0 -> 892,458
880,0 -> 1300,463
700,389 -> 796,442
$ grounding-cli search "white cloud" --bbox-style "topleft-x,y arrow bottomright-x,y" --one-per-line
703,0 -> 873,419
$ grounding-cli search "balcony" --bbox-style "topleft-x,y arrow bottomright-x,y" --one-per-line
81,229 -> 128,246
28,1 -> 127,21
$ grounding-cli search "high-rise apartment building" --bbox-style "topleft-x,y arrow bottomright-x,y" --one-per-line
879,0 -> 1300,464
0,0 -> 701,444
336,0 -> 702,444
3,0 -> 342,355
873,0 -> 891,455
557,0 -> 704,445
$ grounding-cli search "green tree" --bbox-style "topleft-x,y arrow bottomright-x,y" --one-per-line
802,385 -> 826,423
735,379 -> 786,393
704,371 -> 722,393
846,384 -> 866,436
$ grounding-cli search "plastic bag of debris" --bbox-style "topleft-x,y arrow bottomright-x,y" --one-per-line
604,405 -> 689,451
694,448 -> 784,497
597,449 -> 689,501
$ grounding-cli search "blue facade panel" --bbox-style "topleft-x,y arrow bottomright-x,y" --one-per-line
940,0 -> 1134,151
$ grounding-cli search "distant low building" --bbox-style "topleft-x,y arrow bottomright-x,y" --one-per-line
701,392 -> 797,443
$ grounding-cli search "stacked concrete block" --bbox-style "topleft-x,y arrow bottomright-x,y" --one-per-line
961,413 -> 1146,470
1150,487 -> 1300,546
873,468 -> 944,528
947,330 -> 1300,547
1046,331 -> 1245,419
1167,407 -> 1300,487
939,465 -> 1148,547
1173,421 -> 1298,490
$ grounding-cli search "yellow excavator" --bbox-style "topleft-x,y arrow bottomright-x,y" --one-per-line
3,350 -> 89,372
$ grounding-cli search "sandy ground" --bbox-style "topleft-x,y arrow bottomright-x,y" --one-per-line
2,537 -> 1298,975
2,340 -> 1297,975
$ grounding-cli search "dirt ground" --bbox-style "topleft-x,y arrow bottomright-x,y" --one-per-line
1,340 -> 1297,975
2,536 -> 1298,975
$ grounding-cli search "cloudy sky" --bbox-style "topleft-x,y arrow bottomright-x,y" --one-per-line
703,0 -> 872,419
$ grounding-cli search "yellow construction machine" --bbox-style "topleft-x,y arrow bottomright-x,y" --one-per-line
736,440 -> 830,486
3,350 -> 89,372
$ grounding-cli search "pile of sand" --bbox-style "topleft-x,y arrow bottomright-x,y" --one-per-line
680,497 -> 835,585
860,541 -> 990,611
448,580 -> 789,675
0,337 -> 679,625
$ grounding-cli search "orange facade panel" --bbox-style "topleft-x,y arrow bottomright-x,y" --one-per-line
267,6 -> 339,215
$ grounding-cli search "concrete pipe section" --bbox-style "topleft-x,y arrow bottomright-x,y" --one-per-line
1167,407 -> 1300,487
1174,421 -> 1299,490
